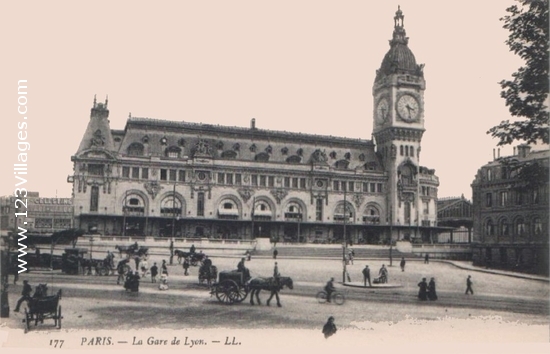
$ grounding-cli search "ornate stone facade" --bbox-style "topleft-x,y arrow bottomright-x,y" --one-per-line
69,8 -> 441,244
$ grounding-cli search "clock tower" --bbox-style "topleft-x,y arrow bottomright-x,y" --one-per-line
373,6 -> 427,241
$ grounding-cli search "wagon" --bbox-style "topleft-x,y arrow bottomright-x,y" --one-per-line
210,270 -> 249,304
23,289 -> 63,333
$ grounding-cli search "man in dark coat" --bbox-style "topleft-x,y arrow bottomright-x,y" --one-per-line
273,249 -> 278,259
424,253 -> 430,264
417,277 -> 428,301
465,275 -> 474,295
182,258 -> 190,276
324,277 -> 336,303
190,244 -> 196,254
400,257 -> 406,272
150,262 -> 158,283
14,280 -> 32,312
362,265 -> 371,287
161,260 -> 168,275
322,316 -> 337,339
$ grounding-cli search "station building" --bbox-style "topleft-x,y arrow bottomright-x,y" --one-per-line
69,8 -> 441,245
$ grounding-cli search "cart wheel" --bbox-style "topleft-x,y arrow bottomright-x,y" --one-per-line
229,284 -> 248,303
57,306 -> 62,329
316,291 -> 328,304
24,308 -> 30,333
215,280 -> 237,304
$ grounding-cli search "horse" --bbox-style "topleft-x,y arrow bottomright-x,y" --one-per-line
198,265 -> 217,286
33,283 -> 48,298
174,250 -> 189,264
248,276 -> 293,307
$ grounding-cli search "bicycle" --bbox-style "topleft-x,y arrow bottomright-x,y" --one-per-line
316,290 -> 345,305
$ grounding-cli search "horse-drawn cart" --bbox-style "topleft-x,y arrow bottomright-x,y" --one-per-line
23,289 -> 63,333
211,270 -> 249,304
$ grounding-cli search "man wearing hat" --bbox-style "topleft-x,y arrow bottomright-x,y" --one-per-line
362,265 -> 371,287
14,280 -> 32,312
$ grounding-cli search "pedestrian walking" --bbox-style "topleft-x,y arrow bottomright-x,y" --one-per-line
150,262 -> 158,283
14,280 -> 32,312
348,249 -> 354,265
465,275 -> 474,295
417,277 -> 428,301
400,257 -> 406,272
273,248 -> 278,259
362,265 -> 371,287
182,258 -> 190,275
322,316 -> 337,339
427,277 -> 438,301
169,239 -> 174,265
424,253 -> 430,264
161,260 -> 168,275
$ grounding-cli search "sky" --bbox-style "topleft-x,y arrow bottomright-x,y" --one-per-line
0,0 -> 539,200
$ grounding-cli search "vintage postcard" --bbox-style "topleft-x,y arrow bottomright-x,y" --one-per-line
1,1 -> 548,353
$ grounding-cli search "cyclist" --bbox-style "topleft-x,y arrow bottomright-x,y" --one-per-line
324,277 -> 336,303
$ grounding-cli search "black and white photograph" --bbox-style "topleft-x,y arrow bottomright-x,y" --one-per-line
1,1 -> 548,353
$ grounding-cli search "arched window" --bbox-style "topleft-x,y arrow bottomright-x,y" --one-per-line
165,146 -> 181,158
410,146 -> 414,157
160,196 -> 182,217
485,219 -> 494,236
400,145 -> 404,156
284,202 -> 302,220
127,142 -> 144,157
363,205 -> 380,224
253,201 -> 272,220
500,219 -> 509,236
123,194 -> 145,216
516,218 -> 525,236
334,203 -> 354,222
533,217 -> 542,236
400,165 -> 414,185
218,199 -> 239,219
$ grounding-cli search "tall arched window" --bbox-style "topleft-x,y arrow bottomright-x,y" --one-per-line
500,219 -> 509,236
516,218 -> 525,236
485,219 -> 494,236
127,142 -> 144,156
533,217 -> 542,236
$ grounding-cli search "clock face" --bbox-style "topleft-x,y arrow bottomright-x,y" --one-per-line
396,94 -> 420,122
376,97 -> 389,123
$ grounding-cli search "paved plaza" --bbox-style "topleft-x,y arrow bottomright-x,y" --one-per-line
2,252 -> 548,346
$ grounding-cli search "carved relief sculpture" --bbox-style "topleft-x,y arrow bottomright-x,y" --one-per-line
237,188 -> 254,202
270,189 -> 288,204
144,181 -> 163,199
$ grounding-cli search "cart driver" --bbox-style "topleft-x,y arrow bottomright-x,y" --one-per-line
237,257 -> 250,280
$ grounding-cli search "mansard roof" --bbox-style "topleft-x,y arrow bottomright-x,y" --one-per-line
123,117 -> 373,148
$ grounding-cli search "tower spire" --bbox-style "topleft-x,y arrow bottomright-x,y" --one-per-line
93,94 -> 97,108
391,6 -> 408,46
105,95 -> 109,108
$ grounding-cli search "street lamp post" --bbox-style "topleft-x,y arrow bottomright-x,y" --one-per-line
342,187 -> 347,283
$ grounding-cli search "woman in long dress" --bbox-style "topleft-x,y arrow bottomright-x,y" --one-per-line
417,277 -> 428,301
427,277 -> 438,300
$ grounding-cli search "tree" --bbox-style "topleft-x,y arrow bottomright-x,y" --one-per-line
487,0 -> 549,146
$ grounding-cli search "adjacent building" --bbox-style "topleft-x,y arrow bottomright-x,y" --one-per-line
0,192 -> 74,237
471,145 -> 549,275
69,8 -> 442,245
